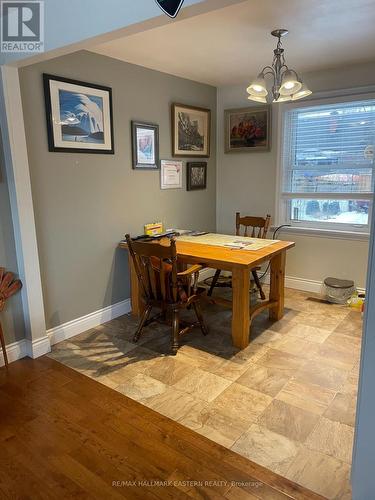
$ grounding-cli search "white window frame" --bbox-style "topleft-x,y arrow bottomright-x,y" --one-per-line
276,89 -> 375,239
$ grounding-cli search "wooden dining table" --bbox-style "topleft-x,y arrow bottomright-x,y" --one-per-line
119,235 -> 295,350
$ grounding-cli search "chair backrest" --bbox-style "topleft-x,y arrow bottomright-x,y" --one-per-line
0,268 -> 22,312
125,235 -> 179,303
235,212 -> 271,239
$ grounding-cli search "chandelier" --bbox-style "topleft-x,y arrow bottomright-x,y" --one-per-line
247,29 -> 312,103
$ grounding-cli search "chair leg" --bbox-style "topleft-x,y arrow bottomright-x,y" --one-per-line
0,320 -> 8,368
193,302 -> 208,336
171,309 -> 180,355
208,269 -> 222,296
133,305 -> 152,343
252,270 -> 266,300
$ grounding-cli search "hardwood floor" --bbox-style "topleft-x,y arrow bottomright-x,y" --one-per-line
0,356 -> 322,499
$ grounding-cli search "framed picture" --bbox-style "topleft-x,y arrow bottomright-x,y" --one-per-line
187,162 -> 207,191
225,106 -> 271,153
160,160 -> 183,190
43,74 -> 114,154
172,103 -> 211,157
131,121 -> 159,169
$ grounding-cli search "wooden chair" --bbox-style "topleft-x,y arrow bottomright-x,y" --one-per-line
0,268 -> 22,368
208,213 -> 271,300
125,235 -> 208,354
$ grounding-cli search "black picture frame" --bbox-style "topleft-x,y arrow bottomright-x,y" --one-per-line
187,162 -> 207,191
131,121 -> 159,170
43,73 -> 114,154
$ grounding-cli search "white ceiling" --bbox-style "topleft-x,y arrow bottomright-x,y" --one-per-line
92,0 -> 375,87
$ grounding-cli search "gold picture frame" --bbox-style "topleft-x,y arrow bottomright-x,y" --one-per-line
225,106 -> 271,153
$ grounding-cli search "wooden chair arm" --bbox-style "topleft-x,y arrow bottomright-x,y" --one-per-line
177,265 -> 203,277
177,265 -> 202,297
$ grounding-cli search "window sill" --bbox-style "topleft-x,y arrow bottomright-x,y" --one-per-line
272,225 -> 370,241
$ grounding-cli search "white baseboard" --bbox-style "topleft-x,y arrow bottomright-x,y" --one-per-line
1,299 -> 132,366
26,336 -> 51,358
0,335 -> 51,367
263,274 -> 366,295
0,338 -> 27,367
47,299 -> 132,346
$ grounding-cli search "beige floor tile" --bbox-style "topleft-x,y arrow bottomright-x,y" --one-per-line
116,373 -> 168,402
334,311 -> 363,338
325,332 -> 362,351
256,348 -> 307,371
146,386 -> 208,426
286,324 -> 332,343
195,424 -> 239,449
268,318 -> 299,335
200,405 -> 254,446
285,447 -> 351,499
210,383 -> 272,427
259,399 -> 320,443
173,367 -> 231,402
293,359 -> 348,391
236,363 -> 293,397
176,345 -> 224,371
276,379 -> 336,415
305,417 -> 355,464
211,359 -> 252,382
250,329 -> 284,346
292,311 -> 342,332
324,392 -> 357,427
230,343 -> 270,365
232,424 -> 300,475
142,355 -> 194,385
273,337 -> 320,358
314,347 -> 357,371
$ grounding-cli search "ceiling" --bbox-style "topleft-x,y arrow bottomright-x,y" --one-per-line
92,0 -> 375,87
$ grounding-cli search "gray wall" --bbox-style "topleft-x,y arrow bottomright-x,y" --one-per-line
0,134 -> 26,344
19,51 -> 217,329
217,62 -> 375,289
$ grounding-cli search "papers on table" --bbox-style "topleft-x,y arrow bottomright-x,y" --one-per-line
177,233 -> 279,251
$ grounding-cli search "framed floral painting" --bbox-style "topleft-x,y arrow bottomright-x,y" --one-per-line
225,106 -> 271,153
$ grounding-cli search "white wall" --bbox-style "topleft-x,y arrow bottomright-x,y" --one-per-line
217,61 -> 375,289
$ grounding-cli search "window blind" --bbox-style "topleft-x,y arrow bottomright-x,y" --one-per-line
282,100 -> 375,195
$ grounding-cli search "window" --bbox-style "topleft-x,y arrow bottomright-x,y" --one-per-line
279,98 -> 375,233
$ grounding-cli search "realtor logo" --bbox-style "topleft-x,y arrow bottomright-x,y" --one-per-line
155,0 -> 184,18
1,1 -> 44,53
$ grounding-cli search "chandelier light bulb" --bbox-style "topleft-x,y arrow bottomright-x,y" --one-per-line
247,74 -> 268,97
279,70 -> 302,96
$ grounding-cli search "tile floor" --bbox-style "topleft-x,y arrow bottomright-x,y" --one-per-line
48,287 -> 362,499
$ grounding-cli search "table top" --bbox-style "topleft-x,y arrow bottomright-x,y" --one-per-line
120,234 -> 295,270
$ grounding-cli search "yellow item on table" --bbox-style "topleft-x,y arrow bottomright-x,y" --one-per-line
144,222 -> 163,236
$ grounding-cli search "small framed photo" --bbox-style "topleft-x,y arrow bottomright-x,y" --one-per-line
172,103 -> 211,157
160,160 -> 183,190
225,106 -> 271,153
131,121 -> 159,169
187,162 -> 207,191
43,74 -> 114,154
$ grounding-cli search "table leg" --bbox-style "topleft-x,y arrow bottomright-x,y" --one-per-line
232,267 -> 250,349
128,252 -> 144,317
269,251 -> 286,321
